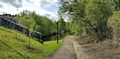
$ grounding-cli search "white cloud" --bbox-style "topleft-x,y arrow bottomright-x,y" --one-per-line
0,0 -> 59,20
0,0 -> 22,8
29,0 -> 58,8
0,4 -> 3,8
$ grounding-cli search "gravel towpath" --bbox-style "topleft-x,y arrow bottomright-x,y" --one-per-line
46,36 -> 77,59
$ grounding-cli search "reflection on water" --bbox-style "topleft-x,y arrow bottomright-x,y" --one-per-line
43,32 -> 69,41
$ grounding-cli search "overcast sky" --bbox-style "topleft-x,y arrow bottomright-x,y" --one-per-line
0,0 -> 60,21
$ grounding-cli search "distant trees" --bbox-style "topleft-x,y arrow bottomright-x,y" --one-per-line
58,18 -> 66,33
15,10 -> 69,40
15,11 -> 56,41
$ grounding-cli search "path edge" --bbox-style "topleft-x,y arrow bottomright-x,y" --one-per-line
73,41 -> 90,59
73,41 -> 81,59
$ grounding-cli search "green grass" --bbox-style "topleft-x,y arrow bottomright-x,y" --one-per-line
0,26 -> 68,59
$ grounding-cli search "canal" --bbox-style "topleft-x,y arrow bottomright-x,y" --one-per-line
42,32 -> 69,42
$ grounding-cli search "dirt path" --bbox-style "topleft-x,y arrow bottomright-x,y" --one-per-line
46,36 -> 77,59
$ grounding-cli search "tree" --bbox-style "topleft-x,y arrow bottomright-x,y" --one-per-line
58,18 -> 66,33
85,0 -> 112,41
15,10 -> 35,48
58,0 -> 88,35
34,16 -> 56,36
15,10 -> 57,41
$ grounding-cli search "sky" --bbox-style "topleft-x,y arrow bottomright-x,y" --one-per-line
0,0 -> 60,21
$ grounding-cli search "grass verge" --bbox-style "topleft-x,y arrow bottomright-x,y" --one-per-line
0,26 -> 67,59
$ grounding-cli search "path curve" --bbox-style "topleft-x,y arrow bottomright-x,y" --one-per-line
46,36 -> 77,59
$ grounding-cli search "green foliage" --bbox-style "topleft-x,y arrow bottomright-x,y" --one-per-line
108,11 -> 120,29
58,0 -> 89,36
65,22 -> 70,31
15,10 -> 56,37
108,10 -> 120,40
58,18 -> 66,32
71,0 -> 88,19
58,0 -> 88,18
58,0 -> 116,41
69,20 -> 80,35
85,0 -> 112,27
109,0 -> 120,11
85,0 -> 112,40
34,16 -> 56,36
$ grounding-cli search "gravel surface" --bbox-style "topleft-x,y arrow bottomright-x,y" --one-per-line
46,36 -> 77,59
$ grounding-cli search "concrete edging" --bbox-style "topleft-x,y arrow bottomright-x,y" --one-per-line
73,41 -> 89,59
73,41 -> 81,59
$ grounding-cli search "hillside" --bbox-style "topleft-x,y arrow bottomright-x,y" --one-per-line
0,26 -> 65,59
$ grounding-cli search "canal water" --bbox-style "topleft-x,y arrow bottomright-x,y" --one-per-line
42,32 -> 69,41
